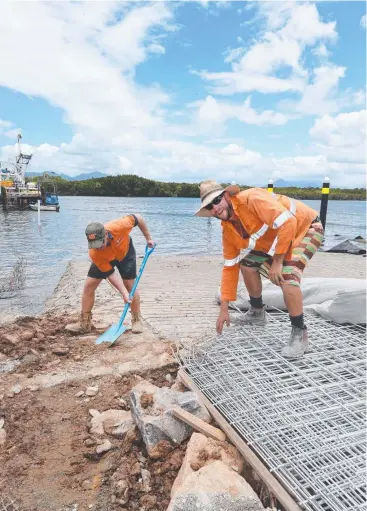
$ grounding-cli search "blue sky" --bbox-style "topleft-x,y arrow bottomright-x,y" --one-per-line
0,1 -> 366,186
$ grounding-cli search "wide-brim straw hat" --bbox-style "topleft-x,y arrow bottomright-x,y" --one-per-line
195,180 -> 240,217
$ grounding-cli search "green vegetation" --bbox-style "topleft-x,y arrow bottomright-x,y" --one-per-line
30,174 -> 366,200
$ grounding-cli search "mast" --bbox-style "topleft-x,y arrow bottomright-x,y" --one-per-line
15,133 -> 32,186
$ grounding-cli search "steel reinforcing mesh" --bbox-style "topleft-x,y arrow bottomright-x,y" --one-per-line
177,310 -> 366,511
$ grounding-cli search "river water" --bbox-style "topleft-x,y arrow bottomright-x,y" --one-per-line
0,196 -> 365,318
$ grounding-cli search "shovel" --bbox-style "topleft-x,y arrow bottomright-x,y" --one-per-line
96,243 -> 156,345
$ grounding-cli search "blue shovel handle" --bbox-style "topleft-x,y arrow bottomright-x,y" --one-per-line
115,243 -> 156,330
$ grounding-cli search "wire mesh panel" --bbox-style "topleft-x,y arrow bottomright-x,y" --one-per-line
178,310 -> 367,511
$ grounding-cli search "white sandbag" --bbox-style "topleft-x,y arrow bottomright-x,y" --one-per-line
215,278 -> 366,324
305,288 -> 366,324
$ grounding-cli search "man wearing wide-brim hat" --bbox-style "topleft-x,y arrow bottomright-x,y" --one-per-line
196,180 -> 324,359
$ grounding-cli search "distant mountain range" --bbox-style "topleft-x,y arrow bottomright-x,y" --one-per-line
27,171 -> 108,181
274,178 -> 320,188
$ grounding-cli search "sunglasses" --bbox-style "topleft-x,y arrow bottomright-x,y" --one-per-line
205,193 -> 224,210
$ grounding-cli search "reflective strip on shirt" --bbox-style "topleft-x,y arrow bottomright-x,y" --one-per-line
251,223 -> 268,241
223,224 -> 268,267
224,255 -> 242,267
268,236 -> 278,256
272,198 -> 296,229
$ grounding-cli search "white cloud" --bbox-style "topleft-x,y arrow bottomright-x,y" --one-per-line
119,156 -> 133,171
0,119 -> 12,130
0,2 -> 174,137
309,110 -> 366,163
195,95 -> 288,129
278,65 -> 347,116
361,14 -> 366,29
198,3 -> 336,95
312,43 -> 330,59
0,119 -> 22,140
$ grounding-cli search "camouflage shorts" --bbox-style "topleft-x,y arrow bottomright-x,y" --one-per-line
240,221 -> 324,287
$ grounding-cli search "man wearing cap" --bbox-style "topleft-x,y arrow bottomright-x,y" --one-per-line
65,214 -> 154,334
196,180 -> 324,359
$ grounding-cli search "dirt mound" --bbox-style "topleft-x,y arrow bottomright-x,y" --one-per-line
0,365 -> 181,511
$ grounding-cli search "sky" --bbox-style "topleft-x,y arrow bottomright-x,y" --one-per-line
0,0 -> 366,187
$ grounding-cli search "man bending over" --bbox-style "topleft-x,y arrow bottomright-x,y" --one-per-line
196,180 -> 324,359
66,214 -> 154,334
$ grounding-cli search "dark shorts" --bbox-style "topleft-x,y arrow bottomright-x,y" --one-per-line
88,238 -> 137,280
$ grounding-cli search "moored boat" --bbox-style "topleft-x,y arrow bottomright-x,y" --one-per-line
29,203 -> 60,212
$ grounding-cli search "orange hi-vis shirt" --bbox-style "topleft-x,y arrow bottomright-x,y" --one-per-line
89,215 -> 137,272
221,188 -> 318,302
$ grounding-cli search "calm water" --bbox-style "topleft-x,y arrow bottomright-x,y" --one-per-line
0,196 -> 366,317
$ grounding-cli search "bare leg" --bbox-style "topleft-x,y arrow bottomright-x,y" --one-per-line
123,279 -> 140,315
281,284 -> 303,316
81,277 -> 102,313
240,266 -> 262,297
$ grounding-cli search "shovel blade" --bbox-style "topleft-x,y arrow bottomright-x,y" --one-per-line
96,323 -> 127,344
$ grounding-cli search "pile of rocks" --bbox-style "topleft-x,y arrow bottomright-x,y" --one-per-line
85,376 -> 268,510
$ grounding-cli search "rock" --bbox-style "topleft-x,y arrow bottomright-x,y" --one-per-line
81,479 -> 93,490
84,438 -> 96,447
53,346 -> 70,356
137,452 -> 147,463
27,385 -> 40,391
21,353 -> 40,367
171,377 -> 187,393
0,428 -> 6,445
89,409 -> 132,436
96,439 -> 112,454
0,418 -> 4,429
130,380 -> 210,458
85,386 -> 99,397
21,330 -> 35,342
2,334 -> 18,345
165,373 -> 173,383
141,468 -> 151,492
75,391 -> 85,397
0,358 -> 21,374
171,433 -> 244,497
118,398 -> 128,409
48,359 -> 61,367
113,478 -> 129,497
111,418 -> 134,438
11,385 -> 22,394
167,460 -> 265,511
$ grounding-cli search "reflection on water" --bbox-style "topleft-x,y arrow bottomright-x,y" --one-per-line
0,196 -> 365,318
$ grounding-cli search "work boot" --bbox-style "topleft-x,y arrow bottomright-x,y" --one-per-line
281,326 -> 309,359
131,312 -> 143,334
233,305 -> 267,326
65,312 -> 94,334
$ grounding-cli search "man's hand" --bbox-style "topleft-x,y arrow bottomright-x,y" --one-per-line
216,303 -> 230,334
121,290 -> 132,304
269,260 -> 284,286
146,238 -> 155,248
